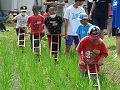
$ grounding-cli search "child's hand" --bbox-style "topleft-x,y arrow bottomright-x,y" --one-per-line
97,60 -> 103,66
41,30 -> 45,33
27,31 -> 31,34
60,32 -> 65,36
79,60 -> 85,66
65,34 -> 68,40
46,31 -> 50,35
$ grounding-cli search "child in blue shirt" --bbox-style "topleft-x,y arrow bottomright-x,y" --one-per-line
76,13 -> 92,40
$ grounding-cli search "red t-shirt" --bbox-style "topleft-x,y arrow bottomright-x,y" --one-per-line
76,36 -> 108,73
27,15 -> 44,33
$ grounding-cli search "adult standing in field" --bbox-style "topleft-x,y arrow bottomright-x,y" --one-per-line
64,0 -> 85,54
112,0 -> 120,58
89,0 -> 111,39
86,0 -> 93,24
43,0 -> 58,18
107,9 -> 112,37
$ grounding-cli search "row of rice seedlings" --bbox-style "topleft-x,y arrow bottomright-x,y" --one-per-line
3,35 -> 119,90
12,40 -> 46,90
0,40 -> 13,90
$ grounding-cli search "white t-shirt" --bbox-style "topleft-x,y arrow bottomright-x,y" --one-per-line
64,5 -> 85,36
14,14 -> 29,28
64,0 -> 74,12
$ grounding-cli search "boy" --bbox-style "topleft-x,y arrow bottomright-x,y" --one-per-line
43,0 -> 58,18
44,7 -> 64,61
64,0 -> 85,54
76,13 -> 92,40
27,5 -> 44,56
76,25 -> 108,81
12,6 -> 29,47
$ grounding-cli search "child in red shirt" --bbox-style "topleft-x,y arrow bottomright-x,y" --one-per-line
27,5 -> 44,56
76,25 -> 108,73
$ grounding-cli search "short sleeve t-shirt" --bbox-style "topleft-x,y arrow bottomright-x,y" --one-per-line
93,0 -> 111,19
76,23 -> 92,39
44,15 -> 63,34
76,36 -> 108,72
64,5 -> 85,36
27,15 -> 44,33
14,14 -> 29,28
46,0 -> 58,12
112,0 -> 120,28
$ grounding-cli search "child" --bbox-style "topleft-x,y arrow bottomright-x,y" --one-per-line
44,7 -> 64,61
64,0 -> 85,54
27,5 -> 44,56
76,25 -> 108,82
43,0 -> 58,18
12,6 -> 29,47
76,13 -> 92,40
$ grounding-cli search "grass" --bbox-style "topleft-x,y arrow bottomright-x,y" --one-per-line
0,25 -> 120,90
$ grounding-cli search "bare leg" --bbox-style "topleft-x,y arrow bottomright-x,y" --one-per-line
107,18 -> 112,37
100,30 -> 104,39
116,36 -> 120,57
64,45 -> 71,54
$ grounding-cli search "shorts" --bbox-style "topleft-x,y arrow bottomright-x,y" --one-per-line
93,18 -> 106,30
109,15 -> 112,18
16,28 -> 25,40
30,34 -> 42,49
112,28 -> 120,36
66,35 -> 79,45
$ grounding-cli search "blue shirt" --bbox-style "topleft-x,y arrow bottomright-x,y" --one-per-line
112,0 -> 120,28
76,23 -> 92,39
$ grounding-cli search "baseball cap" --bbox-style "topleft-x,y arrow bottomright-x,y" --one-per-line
88,25 -> 100,39
20,6 -> 27,12
76,13 -> 88,20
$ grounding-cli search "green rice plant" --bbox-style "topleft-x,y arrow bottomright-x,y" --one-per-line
0,26 -> 120,90
0,40 -> 13,90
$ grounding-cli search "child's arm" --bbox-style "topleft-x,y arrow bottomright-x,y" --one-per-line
12,17 -> 17,28
78,36 -> 81,41
44,25 -> 50,35
76,51 -> 85,65
60,19 -> 65,36
64,19 -> 69,40
97,55 -> 104,66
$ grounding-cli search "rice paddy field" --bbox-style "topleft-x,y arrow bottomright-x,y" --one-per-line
0,25 -> 120,90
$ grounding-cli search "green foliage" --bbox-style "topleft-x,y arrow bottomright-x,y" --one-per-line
0,26 -> 120,90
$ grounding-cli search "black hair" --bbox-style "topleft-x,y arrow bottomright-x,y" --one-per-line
32,5 -> 39,11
